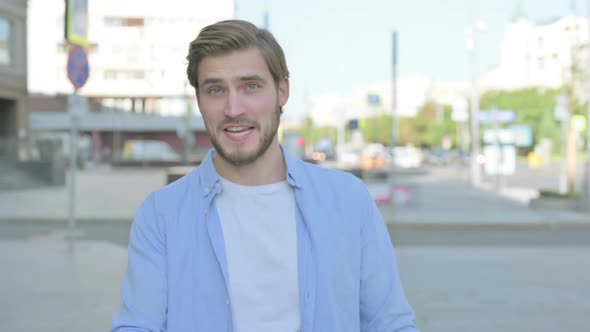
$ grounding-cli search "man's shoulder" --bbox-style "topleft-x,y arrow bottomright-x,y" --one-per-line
149,165 -> 203,207
297,159 -> 366,192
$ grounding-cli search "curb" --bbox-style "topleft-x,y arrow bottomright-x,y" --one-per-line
386,221 -> 590,231
2,217 -> 589,231
0,217 -> 133,226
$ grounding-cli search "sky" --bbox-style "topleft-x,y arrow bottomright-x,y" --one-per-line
235,0 -> 587,121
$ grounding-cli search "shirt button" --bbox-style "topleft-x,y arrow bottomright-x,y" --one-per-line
226,299 -> 230,305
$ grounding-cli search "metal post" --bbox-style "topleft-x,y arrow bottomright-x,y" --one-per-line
469,1 -> 481,187
67,93 -> 79,241
493,106 -> 501,191
391,30 -> 398,148
263,0 -> 270,30
560,115 -> 569,194
585,0 -> 590,207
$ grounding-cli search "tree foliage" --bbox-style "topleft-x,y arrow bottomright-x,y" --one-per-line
397,101 -> 457,147
480,88 -> 563,145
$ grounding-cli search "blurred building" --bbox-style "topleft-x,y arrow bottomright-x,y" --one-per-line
28,0 -> 234,114
0,0 -> 29,161
485,14 -> 589,91
307,77 -> 469,128
25,0 -> 235,164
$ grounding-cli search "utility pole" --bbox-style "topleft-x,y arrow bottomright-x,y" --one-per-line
585,0 -> 590,207
468,0 -> 481,187
263,0 -> 270,30
391,30 -> 398,148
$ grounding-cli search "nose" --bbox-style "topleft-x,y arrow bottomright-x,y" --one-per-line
224,90 -> 246,118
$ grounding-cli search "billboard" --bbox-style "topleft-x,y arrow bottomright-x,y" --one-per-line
508,124 -> 533,148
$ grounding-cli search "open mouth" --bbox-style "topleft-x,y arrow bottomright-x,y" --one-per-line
224,126 -> 255,141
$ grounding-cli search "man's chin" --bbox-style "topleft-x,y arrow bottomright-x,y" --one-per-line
217,146 -> 260,167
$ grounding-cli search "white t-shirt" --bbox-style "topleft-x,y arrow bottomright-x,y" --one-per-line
215,177 -> 301,332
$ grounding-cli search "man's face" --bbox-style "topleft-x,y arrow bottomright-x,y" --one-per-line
196,47 -> 289,166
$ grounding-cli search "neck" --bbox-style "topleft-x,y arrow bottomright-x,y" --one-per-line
213,140 -> 286,186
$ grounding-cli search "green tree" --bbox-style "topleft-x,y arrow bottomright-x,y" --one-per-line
361,114 -> 393,145
399,101 -> 456,147
300,116 -> 338,148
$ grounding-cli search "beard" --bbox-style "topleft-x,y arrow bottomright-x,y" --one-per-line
208,104 -> 281,167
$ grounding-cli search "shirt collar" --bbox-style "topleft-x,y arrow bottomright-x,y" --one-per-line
280,145 -> 304,190
198,145 -> 305,196
198,149 -> 222,197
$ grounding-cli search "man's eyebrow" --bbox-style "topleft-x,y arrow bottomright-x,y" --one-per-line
238,75 -> 267,82
200,78 -> 223,86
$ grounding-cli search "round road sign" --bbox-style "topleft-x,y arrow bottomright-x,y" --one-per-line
67,45 -> 89,90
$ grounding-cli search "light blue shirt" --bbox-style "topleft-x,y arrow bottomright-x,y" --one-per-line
111,146 -> 418,332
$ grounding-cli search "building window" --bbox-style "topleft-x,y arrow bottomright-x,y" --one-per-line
537,57 -> 544,70
132,70 -> 144,80
0,17 -> 13,66
103,69 -> 145,80
104,70 -> 117,80
104,17 -> 144,27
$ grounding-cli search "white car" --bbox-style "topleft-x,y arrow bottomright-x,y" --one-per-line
122,139 -> 180,161
392,146 -> 422,168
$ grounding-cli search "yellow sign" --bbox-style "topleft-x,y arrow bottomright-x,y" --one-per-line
65,0 -> 89,47
572,115 -> 586,132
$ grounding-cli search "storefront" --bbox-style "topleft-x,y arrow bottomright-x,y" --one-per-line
0,0 -> 29,160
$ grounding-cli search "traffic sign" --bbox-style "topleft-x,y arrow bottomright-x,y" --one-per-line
451,98 -> 469,122
554,94 -> 569,121
367,94 -> 381,106
478,109 -> 516,123
67,45 -> 89,90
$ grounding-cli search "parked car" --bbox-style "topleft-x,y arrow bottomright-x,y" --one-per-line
122,139 -> 180,162
391,146 -> 422,168
360,144 -> 391,178
335,145 -> 363,173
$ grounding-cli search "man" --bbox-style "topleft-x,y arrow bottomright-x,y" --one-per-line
112,19 -> 417,332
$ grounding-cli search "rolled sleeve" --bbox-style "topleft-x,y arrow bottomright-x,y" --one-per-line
111,193 -> 168,332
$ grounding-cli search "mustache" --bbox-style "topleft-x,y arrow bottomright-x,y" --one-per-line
218,119 -> 258,129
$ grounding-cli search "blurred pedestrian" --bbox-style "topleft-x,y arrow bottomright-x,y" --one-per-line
111,19 -> 417,332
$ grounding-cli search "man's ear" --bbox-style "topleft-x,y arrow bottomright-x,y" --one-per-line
278,78 -> 290,107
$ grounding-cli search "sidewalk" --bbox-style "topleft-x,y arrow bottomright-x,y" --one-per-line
0,165 -> 165,224
378,177 -> 590,228
0,165 -> 589,228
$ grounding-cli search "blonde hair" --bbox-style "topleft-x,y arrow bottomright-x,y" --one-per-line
186,20 -> 289,92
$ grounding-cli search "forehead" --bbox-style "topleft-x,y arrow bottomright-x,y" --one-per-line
197,48 -> 272,84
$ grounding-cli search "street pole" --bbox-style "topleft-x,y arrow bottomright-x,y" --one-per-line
263,0 -> 270,30
585,0 -> 590,207
67,93 -> 79,250
556,93 -> 569,194
493,106 -> 501,191
469,0 -> 481,187
391,30 -> 398,148
560,112 -> 569,194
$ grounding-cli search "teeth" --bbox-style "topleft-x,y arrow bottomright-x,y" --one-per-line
228,130 -> 250,137
226,127 -> 249,132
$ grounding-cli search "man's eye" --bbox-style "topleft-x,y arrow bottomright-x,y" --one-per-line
247,83 -> 259,90
209,87 -> 223,95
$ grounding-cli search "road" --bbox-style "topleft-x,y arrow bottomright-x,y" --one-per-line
1,221 -> 589,332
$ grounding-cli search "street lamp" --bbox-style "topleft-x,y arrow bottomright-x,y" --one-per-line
585,0 -> 590,208
391,30 -> 398,148
466,1 -> 484,187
